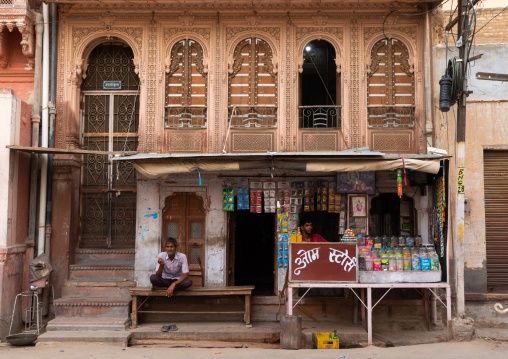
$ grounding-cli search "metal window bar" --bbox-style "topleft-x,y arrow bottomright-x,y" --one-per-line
299,106 -> 341,129
228,106 -> 277,128
164,106 -> 207,128
367,106 -> 415,128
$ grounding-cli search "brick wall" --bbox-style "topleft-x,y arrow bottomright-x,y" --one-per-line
443,7 -> 508,44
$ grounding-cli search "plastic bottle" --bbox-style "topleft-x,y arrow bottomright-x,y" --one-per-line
420,248 -> 430,271
296,228 -> 302,242
411,247 -> 421,271
333,329 -> 337,339
380,249 -> 389,271
406,236 -> 415,247
388,249 -> 397,271
430,250 -> 440,271
371,249 -> 381,271
415,235 -> 422,247
395,247 -> 404,271
365,236 -> 374,247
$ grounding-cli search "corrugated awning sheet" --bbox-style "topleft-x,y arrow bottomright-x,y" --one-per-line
132,158 -> 441,179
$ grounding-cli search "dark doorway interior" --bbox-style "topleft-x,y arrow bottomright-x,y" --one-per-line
234,212 -> 275,295
370,193 -> 401,236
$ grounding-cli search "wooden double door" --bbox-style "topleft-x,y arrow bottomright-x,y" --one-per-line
162,193 -> 205,285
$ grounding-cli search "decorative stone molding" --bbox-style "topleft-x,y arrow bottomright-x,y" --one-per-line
179,11 -> 195,26
163,28 -> 212,55
0,30 -> 8,68
75,249 -> 135,254
245,11 -> 261,26
363,26 -> 417,46
312,11 -> 328,26
296,27 -> 343,46
226,27 -> 280,45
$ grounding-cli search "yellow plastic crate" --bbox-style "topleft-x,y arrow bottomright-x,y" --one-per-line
315,333 -> 340,349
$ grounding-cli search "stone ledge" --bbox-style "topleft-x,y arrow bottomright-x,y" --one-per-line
465,293 -> 508,301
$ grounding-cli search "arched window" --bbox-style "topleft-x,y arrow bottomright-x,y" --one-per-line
80,42 -> 139,248
228,37 -> 277,128
367,38 -> 414,128
299,40 -> 341,128
165,39 -> 207,128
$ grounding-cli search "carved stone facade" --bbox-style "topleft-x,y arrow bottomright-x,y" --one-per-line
54,2 -> 429,156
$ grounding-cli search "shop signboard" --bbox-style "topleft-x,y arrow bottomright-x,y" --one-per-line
289,243 -> 357,282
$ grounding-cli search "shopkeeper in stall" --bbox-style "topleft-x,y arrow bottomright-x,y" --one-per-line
300,215 -> 328,242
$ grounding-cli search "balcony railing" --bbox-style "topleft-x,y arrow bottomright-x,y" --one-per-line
228,106 -> 277,128
164,106 -> 207,129
367,106 -> 415,129
299,106 -> 341,129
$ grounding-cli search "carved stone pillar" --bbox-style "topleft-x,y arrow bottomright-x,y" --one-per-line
50,155 -> 81,297
0,30 -> 9,68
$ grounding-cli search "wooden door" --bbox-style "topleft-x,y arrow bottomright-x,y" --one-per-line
162,193 -> 206,285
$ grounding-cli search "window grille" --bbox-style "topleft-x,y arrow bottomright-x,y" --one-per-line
228,38 -> 277,128
367,38 -> 415,128
164,39 -> 207,128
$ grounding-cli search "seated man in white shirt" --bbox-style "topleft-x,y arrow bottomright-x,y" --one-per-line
150,237 -> 193,297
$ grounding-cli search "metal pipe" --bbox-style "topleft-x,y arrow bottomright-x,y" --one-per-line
28,12 -> 44,244
431,292 -> 438,327
37,3 -> 50,256
46,3 -> 58,256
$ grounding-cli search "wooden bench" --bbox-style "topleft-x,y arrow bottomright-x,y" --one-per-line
129,286 -> 255,328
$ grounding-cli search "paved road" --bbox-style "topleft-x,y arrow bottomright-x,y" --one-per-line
1,339 -> 507,359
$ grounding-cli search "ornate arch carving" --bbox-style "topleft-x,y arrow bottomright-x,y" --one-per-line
226,30 -> 280,75
295,32 -> 343,74
164,33 -> 210,76
364,31 -> 416,76
71,29 -> 143,84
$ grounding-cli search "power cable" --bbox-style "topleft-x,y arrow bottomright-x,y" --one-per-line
474,3 -> 508,35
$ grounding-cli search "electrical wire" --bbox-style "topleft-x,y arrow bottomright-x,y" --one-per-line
447,56 -> 463,106
474,3 -> 508,35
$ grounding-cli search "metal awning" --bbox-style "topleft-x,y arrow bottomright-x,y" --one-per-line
6,145 -> 136,156
110,147 -> 447,178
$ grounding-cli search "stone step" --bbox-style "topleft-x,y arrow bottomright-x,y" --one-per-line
54,297 -> 131,318
46,317 -> 130,331
62,280 -> 136,299
75,248 -> 135,264
37,330 -> 132,346
69,264 -> 134,281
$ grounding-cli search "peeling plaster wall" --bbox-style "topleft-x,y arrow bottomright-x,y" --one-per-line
134,174 -> 227,287
434,43 -> 508,293
134,181 -> 161,286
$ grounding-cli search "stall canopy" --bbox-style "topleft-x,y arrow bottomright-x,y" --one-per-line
111,147 -> 446,179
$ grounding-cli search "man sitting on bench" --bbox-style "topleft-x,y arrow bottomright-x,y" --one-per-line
150,237 -> 193,297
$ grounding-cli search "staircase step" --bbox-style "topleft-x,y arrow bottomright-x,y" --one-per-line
69,264 -> 134,281
62,280 -> 136,299
46,317 -> 130,331
38,330 -> 132,346
54,297 -> 131,318
75,248 -> 135,263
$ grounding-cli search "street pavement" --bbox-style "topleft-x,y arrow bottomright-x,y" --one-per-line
1,338 -> 507,359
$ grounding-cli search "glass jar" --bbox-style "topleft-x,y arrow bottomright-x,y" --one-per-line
415,235 -> 422,247
365,256 -> 373,271
373,236 -> 382,248
406,236 -> 415,247
390,236 -> 398,248
365,236 -> 374,247
380,249 -> 389,271
398,235 -> 406,247
382,236 -> 390,248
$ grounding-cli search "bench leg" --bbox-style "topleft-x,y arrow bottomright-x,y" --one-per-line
245,294 -> 251,325
131,295 -> 138,329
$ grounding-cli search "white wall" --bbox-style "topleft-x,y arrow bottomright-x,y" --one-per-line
0,90 -> 21,247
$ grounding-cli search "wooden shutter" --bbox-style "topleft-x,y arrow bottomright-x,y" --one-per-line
484,150 -> 508,291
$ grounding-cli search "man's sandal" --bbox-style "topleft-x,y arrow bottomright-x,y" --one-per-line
161,324 -> 178,332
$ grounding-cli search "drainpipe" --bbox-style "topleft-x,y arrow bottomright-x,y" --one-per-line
37,3 -> 50,256
46,3 -> 57,257
28,13 -> 44,245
